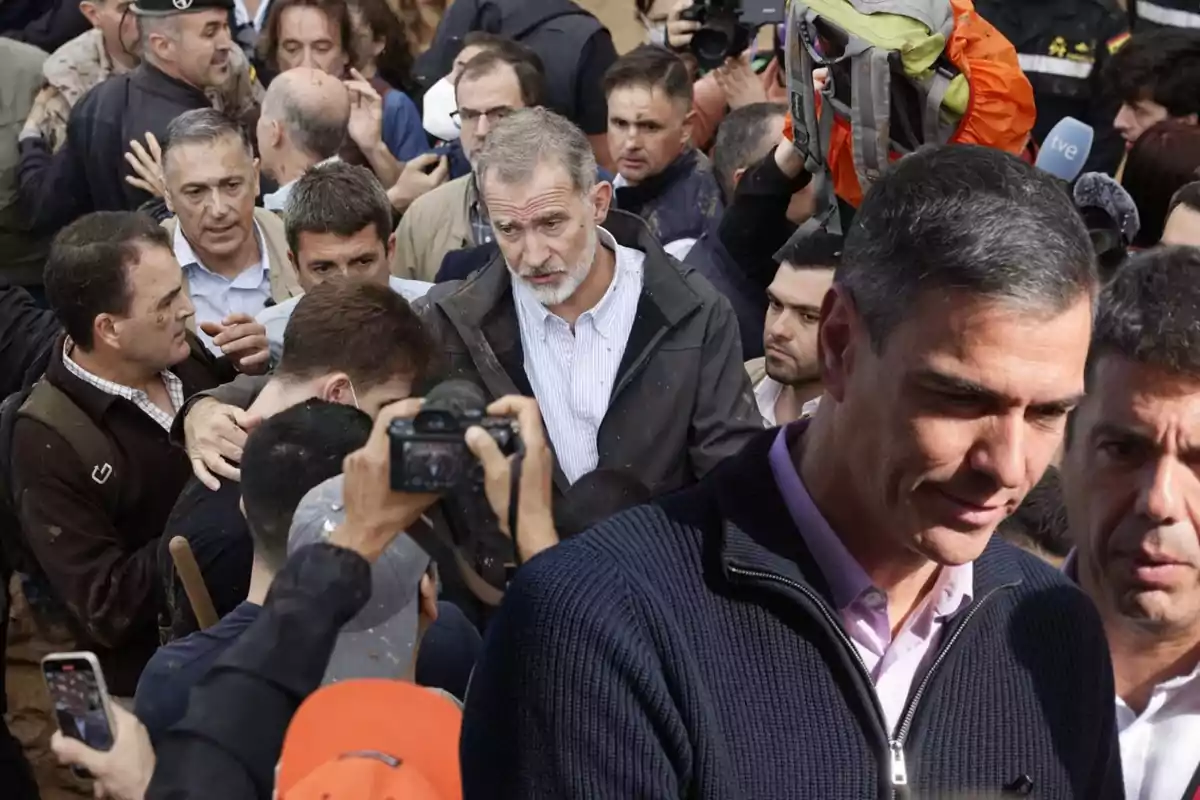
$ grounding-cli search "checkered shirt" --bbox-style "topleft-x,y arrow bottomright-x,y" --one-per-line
62,341 -> 184,432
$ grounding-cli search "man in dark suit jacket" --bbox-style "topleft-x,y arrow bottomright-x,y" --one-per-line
182,109 -> 762,498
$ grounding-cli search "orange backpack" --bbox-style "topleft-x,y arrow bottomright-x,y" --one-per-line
784,0 -> 1036,210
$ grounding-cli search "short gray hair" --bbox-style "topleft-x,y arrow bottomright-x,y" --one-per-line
839,144 -> 1098,350
473,107 -> 596,197
163,108 -> 253,170
136,12 -> 178,42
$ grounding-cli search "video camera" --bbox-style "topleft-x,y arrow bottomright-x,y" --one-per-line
680,0 -> 786,70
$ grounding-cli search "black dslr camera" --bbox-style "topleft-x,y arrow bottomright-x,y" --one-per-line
389,379 -> 522,597
389,382 -> 518,493
680,0 -> 785,70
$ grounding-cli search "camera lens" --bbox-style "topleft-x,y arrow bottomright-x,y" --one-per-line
693,27 -> 734,69
689,9 -> 750,71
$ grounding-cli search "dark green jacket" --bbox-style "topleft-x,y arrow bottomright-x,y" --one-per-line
0,38 -> 52,285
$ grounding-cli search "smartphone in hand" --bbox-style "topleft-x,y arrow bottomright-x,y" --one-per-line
42,651 -> 116,778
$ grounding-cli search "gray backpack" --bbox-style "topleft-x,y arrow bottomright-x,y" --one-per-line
783,0 -> 1035,223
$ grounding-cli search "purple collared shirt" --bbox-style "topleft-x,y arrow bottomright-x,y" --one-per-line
769,422 -> 974,734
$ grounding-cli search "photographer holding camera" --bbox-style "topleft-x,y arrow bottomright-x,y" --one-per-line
662,0 -> 789,149
662,0 -> 820,308
50,393 -> 556,799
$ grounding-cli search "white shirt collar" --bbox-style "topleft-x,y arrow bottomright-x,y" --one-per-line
263,156 -> 341,212
233,0 -> 271,30
262,184 -> 290,212
1116,650 -> 1200,716
755,375 -> 782,427
61,340 -> 184,431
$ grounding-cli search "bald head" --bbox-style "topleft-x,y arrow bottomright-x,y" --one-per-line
261,67 -> 350,161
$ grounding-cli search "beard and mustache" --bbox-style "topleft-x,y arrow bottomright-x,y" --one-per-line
506,224 -> 599,308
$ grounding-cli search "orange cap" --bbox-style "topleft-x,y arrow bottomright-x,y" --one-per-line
277,680 -> 463,800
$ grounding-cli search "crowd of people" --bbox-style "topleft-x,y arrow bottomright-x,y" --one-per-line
1,0 -> 1200,798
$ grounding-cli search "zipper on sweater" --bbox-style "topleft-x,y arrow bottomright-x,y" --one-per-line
889,740 -> 908,787
727,566 -> 899,797
890,582 -> 1020,750
727,565 -> 1017,800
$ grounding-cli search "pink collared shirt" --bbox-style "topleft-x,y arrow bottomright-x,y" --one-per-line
769,422 -> 974,734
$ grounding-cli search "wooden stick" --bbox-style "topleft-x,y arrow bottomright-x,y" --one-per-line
168,536 -> 219,630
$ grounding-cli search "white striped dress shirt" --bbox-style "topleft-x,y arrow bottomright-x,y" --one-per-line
513,227 -> 645,484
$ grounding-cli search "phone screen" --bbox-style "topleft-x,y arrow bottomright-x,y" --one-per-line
43,656 -> 114,752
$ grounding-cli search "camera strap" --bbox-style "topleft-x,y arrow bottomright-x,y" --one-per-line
409,514 -> 506,606
508,443 -> 526,568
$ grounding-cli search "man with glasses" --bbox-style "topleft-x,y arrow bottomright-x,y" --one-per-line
392,40 -> 546,282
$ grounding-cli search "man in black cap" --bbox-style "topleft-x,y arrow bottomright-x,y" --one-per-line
17,0 -> 243,232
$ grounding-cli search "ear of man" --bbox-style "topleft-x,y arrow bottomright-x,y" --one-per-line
79,1 -> 103,27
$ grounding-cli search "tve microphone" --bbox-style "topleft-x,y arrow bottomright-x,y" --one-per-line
1035,117 -> 1095,183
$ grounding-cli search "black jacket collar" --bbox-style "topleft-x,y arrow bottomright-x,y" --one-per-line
131,62 -> 210,106
705,426 -> 1029,604
432,209 -> 701,386
46,332 -> 218,427
614,149 -> 701,216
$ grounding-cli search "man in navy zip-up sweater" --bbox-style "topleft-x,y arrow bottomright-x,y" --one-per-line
461,145 -> 1124,798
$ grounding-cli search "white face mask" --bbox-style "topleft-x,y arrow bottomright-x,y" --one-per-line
422,76 -> 461,142
639,13 -> 667,46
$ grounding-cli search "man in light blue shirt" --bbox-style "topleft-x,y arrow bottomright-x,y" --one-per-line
257,160 -> 431,365
173,223 -> 270,342
161,109 -> 303,354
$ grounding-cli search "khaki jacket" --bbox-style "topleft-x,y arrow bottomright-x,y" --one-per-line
391,173 -> 475,282
0,39 -> 51,284
161,208 -> 302,331
25,29 -> 263,153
